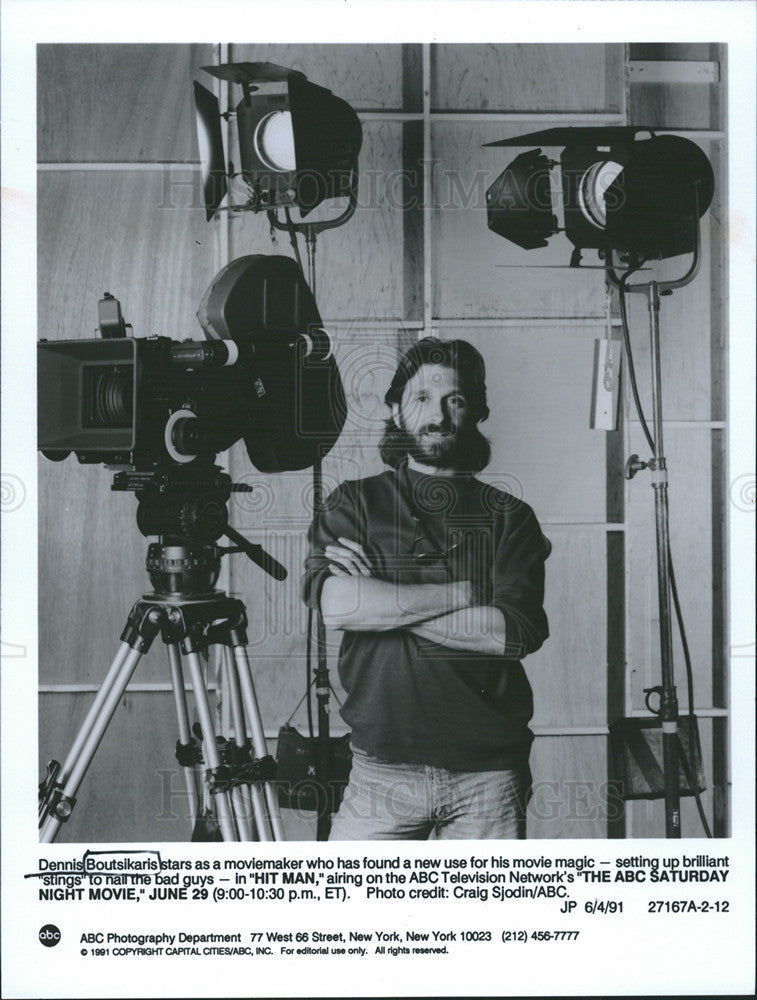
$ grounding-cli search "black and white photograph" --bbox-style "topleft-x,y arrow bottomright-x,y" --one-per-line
29,35 -> 739,845
2,1 -> 755,997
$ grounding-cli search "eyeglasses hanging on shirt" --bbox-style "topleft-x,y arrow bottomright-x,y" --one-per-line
408,516 -> 463,566
401,461 -> 463,567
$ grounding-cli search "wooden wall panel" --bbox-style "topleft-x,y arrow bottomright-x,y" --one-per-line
629,44 -> 722,131
626,427 -> 715,710
229,122 -> 407,321
442,326 -> 610,523
40,691 -> 195,842
528,735 -> 611,839
38,458 -> 152,685
38,171 -> 215,340
431,44 -> 624,113
229,44 -> 407,111
630,84 -> 719,132
527,529 -> 609,728
321,327 -> 402,480
630,44 -> 715,61
37,44 -> 214,162
40,693 -> 316,842
431,124 -> 609,318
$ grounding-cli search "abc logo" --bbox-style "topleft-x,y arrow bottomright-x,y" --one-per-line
39,924 -> 61,947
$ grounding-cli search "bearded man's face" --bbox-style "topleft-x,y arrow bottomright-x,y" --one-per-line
393,363 -> 475,471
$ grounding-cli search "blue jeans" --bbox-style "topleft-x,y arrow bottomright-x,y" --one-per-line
329,744 -> 531,840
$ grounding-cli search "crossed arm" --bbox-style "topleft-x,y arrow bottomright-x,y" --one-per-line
319,538 -> 506,656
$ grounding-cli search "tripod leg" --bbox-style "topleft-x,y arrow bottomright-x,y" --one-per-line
221,647 -> 255,841
40,643 -> 143,844
232,644 -> 285,841
224,647 -> 273,841
183,650 -> 238,842
166,643 -> 200,829
48,641 -> 131,790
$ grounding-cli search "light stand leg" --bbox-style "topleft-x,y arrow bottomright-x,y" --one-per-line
305,224 -> 317,297
311,454 -> 333,841
222,647 -> 255,841
183,650 -> 238,842
315,619 -> 332,842
166,643 -> 200,830
232,644 -> 284,841
300,249 -> 333,841
40,643 -> 144,844
647,282 -> 681,838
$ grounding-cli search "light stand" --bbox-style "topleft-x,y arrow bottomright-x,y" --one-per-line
607,228 -> 702,838
267,205 -> 355,842
484,126 -> 715,837
194,61 -> 362,841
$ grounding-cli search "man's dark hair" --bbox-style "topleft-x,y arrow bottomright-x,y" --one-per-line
378,337 -> 492,472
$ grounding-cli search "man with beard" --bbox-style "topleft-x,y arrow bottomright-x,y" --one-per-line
302,337 -> 550,839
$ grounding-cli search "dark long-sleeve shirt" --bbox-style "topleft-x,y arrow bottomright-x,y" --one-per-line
302,462 -> 550,771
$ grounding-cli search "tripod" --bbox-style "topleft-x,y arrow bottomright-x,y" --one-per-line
39,470 -> 286,844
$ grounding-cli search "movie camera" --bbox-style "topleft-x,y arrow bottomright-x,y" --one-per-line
38,255 -> 346,580
39,254 -> 346,475
37,255 -> 347,842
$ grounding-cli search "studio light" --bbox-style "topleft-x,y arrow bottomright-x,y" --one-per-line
193,61 -> 363,221
485,127 -> 714,264
193,62 -> 363,842
483,124 -> 719,839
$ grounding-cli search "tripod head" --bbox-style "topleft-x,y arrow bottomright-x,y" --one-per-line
112,463 -> 287,597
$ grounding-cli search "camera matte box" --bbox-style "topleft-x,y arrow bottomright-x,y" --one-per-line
38,338 -> 138,453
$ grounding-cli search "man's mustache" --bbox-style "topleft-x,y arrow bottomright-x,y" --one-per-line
419,421 -> 455,435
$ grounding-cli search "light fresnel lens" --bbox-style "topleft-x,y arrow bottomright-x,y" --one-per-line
579,160 -> 624,230
484,127 -> 714,262
195,62 -> 362,219
254,111 -> 297,172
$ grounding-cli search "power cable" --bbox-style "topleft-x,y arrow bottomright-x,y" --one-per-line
283,207 -> 305,275
618,268 -> 713,838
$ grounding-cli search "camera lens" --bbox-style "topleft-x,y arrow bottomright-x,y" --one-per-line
86,367 -> 133,428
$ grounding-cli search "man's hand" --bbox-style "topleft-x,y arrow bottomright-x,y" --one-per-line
319,537 -> 473,632
325,537 -> 372,578
410,606 -> 506,656
321,539 -> 504,654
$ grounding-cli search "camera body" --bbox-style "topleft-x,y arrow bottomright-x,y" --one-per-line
37,255 -> 347,474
